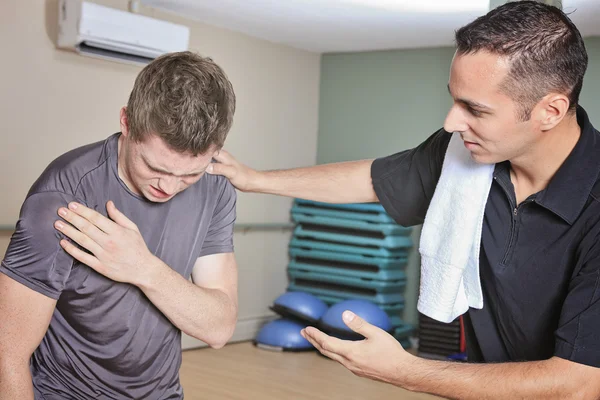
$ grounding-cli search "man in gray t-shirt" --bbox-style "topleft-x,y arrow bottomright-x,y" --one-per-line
0,52 -> 238,400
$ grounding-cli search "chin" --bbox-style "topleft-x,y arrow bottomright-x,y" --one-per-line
142,190 -> 174,203
469,152 -> 497,165
148,196 -> 172,203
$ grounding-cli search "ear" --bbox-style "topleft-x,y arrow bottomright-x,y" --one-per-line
535,94 -> 570,132
120,106 -> 129,138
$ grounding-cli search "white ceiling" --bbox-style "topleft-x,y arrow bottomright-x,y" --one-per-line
141,0 -> 600,53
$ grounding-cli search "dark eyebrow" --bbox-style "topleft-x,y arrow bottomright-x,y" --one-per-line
141,154 -> 169,174
447,84 -> 492,110
141,154 -> 206,177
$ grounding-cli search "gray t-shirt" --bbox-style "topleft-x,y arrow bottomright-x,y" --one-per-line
0,133 -> 236,399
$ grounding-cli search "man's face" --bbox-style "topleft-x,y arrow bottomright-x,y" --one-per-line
119,130 -> 217,203
444,51 -> 541,165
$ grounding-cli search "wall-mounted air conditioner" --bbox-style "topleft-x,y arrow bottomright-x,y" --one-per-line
57,0 -> 190,66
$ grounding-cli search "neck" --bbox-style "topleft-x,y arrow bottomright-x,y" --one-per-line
117,134 -> 140,195
510,113 -> 581,204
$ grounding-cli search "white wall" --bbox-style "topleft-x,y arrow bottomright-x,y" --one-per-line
0,0 -> 321,348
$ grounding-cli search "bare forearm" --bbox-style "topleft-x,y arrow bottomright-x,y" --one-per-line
249,160 -> 378,203
137,259 -> 237,348
0,362 -> 34,400
403,356 -> 586,400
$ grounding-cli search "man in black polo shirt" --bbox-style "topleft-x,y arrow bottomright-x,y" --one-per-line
208,1 -> 600,398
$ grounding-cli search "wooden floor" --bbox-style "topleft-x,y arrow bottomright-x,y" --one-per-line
180,342 -> 441,400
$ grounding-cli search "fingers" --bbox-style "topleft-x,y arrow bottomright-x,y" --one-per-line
206,161 -> 237,178
55,220 -> 102,256
211,149 -> 233,164
206,149 -> 238,176
342,311 -> 379,339
59,238 -> 102,271
106,201 -> 137,230
302,327 -> 351,363
60,202 -> 116,234
56,209 -> 106,254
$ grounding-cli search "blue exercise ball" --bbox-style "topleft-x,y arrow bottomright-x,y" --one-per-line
254,318 -> 314,351
271,291 -> 329,323
319,299 -> 392,339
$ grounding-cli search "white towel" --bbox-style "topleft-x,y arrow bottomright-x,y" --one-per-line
417,132 -> 494,323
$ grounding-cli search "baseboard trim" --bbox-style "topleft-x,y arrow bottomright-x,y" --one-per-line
181,314 -> 275,350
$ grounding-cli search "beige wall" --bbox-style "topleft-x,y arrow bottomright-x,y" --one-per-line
0,0 -> 320,226
0,0 -> 321,346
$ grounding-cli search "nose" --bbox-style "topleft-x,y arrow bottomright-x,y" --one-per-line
443,104 -> 468,134
157,176 -> 178,195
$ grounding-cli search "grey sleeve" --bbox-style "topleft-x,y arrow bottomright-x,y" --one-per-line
199,180 -> 237,257
0,192 -> 77,299
370,129 -> 451,227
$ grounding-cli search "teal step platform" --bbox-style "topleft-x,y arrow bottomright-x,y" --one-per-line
292,199 -> 397,224
289,237 -> 411,258
293,224 -> 410,249
287,269 -> 405,305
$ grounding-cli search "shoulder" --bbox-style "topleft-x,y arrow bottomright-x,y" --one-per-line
27,134 -> 117,198
195,173 -> 237,203
372,128 -> 450,180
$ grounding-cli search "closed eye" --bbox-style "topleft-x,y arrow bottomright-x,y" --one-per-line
147,164 -> 168,175
466,106 -> 483,117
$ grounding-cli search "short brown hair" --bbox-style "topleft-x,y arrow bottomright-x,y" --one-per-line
126,51 -> 236,155
455,1 -> 587,121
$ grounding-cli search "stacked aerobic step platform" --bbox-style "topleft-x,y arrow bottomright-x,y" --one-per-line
287,199 -> 414,346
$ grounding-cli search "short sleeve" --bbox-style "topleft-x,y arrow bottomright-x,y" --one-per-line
198,180 -> 237,257
0,191 -> 77,299
371,129 -> 451,226
554,246 -> 600,367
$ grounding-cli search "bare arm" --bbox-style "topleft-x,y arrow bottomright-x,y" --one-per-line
304,313 -> 600,400
206,150 -> 378,203
404,355 -> 600,400
136,253 -> 238,349
55,201 -> 238,349
0,273 -> 56,400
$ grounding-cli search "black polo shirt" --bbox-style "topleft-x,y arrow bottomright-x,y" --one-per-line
371,106 -> 600,367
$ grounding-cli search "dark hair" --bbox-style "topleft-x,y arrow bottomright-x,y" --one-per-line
126,51 -> 236,155
455,1 -> 587,120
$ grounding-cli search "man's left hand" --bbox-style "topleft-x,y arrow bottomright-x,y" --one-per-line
54,201 -> 156,285
301,310 -> 414,385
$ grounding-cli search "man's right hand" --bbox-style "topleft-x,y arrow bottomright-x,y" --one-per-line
206,150 -> 257,192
